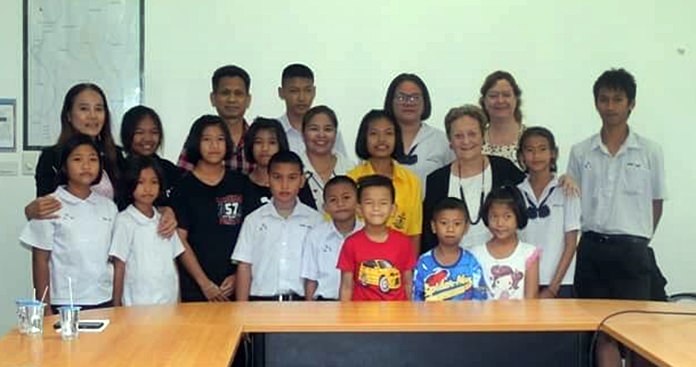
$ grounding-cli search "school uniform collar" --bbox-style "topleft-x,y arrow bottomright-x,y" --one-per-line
278,113 -> 298,134
55,186 -> 100,205
359,160 -> 411,182
591,128 -> 641,154
125,204 -> 160,225
261,198 -> 314,219
519,175 -> 559,205
301,151 -> 349,178
329,219 -> 364,239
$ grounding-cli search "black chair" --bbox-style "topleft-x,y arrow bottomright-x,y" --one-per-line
667,292 -> 696,303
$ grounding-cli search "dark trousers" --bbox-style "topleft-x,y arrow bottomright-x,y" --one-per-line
574,231 -> 652,300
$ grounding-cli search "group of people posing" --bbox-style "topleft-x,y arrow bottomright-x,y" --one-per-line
19,64 -> 665,366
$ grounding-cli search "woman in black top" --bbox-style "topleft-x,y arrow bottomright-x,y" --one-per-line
25,83 -> 126,217
422,105 -> 525,253
24,87 -> 176,235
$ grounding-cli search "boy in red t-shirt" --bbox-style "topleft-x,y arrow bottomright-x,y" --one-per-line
337,174 -> 416,301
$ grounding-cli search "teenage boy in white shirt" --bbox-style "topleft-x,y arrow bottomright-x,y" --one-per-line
277,63 -> 348,156
233,151 -> 323,301
567,68 -> 666,367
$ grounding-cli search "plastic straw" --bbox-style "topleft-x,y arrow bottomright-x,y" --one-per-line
40,286 -> 48,304
68,276 -> 74,308
33,288 -> 37,301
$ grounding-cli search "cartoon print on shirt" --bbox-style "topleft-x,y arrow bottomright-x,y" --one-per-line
424,267 -> 474,301
489,265 -> 523,300
393,212 -> 406,230
358,259 -> 401,293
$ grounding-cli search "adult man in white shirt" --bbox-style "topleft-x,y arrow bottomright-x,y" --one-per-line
277,63 -> 348,156
567,68 -> 666,367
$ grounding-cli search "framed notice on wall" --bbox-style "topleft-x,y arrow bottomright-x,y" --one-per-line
23,0 -> 143,150
0,99 -> 17,152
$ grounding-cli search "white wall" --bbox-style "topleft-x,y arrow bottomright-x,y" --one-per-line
1,0 -> 694,332
0,0 -> 36,333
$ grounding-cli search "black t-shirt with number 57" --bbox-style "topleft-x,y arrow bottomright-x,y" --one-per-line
171,169 -> 248,302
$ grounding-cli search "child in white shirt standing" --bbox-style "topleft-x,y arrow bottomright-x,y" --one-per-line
517,127 -> 580,298
233,151 -> 323,301
20,134 -> 117,314
110,156 -> 185,306
469,186 -> 540,300
301,175 -> 362,300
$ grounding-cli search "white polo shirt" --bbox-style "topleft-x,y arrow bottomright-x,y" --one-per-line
401,124 -> 455,188
232,199 -> 323,296
278,113 -> 349,157
19,186 -> 117,305
518,176 -> 581,285
567,130 -> 666,239
300,220 -> 363,299
300,150 -> 356,212
109,205 -> 185,306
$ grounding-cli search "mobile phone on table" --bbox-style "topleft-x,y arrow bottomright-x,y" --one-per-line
53,321 -> 106,330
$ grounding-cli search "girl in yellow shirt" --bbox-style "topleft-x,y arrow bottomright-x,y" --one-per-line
347,109 -> 423,255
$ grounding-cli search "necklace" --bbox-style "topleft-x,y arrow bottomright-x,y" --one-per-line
306,155 -> 337,195
457,157 -> 485,225
306,169 -> 337,194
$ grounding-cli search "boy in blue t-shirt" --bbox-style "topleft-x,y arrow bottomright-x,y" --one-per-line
413,198 -> 487,301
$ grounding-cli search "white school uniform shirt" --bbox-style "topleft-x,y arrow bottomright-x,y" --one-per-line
469,241 -> 540,300
446,164 -> 493,248
300,220 -> 363,299
567,129 -> 666,239
401,124 -> 455,189
232,199 -> 323,296
109,205 -> 185,306
300,150 -> 356,212
19,186 -> 116,305
278,113 -> 349,157
518,176 -> 581,285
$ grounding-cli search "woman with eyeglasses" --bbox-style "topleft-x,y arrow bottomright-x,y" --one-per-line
299,105 -> 355,212
384,73 -> 454,186
421,105 -> 524,254
479,71 -> 527,168
516,127 -> 580,299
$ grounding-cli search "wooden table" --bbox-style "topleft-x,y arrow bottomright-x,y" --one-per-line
601,310 -> 696,367
0,300 -> 693,366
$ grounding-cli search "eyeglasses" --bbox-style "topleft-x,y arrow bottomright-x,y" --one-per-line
394,93 -> 422,104
524,187 -> 556,220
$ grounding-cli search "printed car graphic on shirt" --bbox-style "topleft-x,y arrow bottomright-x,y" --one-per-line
358,259 -> 401,293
